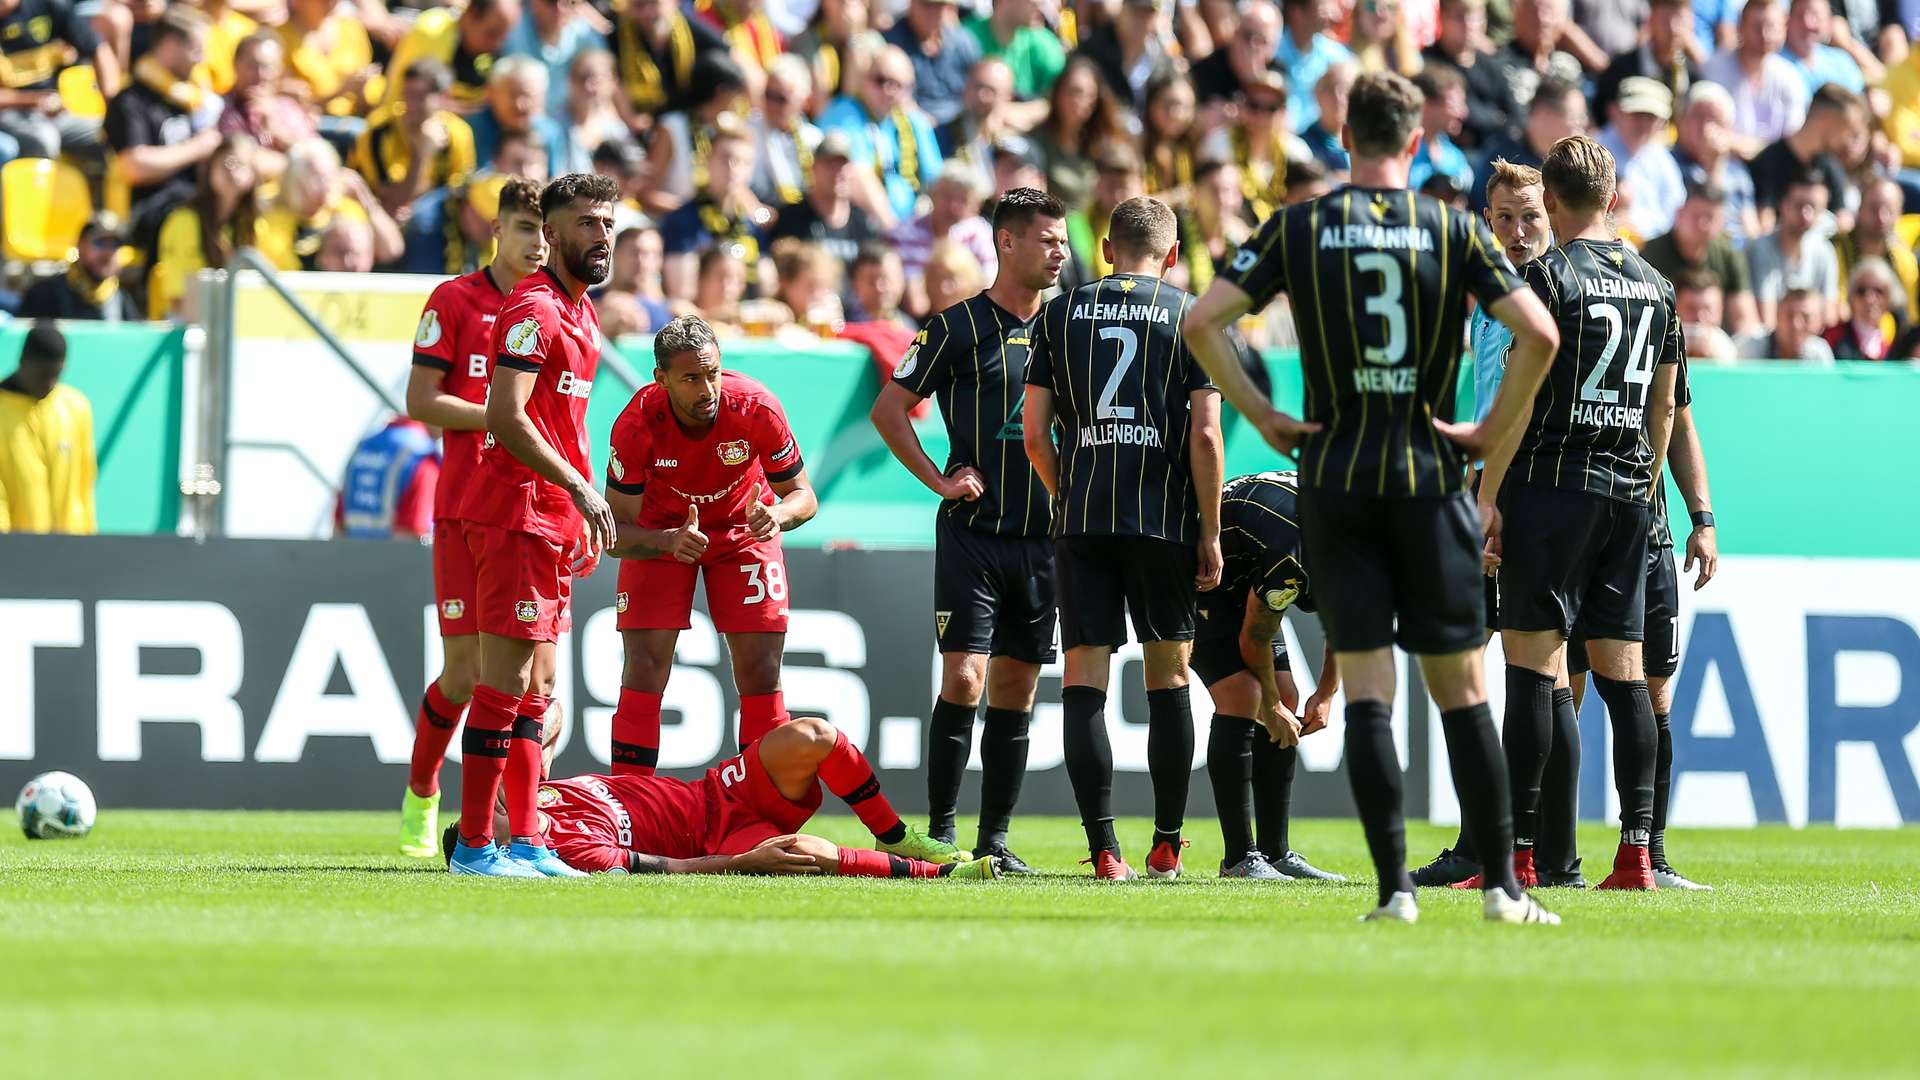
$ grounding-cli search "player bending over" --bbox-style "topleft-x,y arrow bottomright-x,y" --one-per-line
444,714 -> 996,879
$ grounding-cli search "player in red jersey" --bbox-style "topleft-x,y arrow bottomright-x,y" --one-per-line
448,173 -> 622,878
602,315 -> 967,865
444,714 -> 1001,879
397,177 -> 548,858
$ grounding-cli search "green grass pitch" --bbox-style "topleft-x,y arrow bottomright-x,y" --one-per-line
4,812 -> 1917,1078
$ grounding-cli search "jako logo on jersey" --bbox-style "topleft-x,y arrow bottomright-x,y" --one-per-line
615,592 -> 629,613
415,309 -> 442,347
504,317 -> 541,356
654,458 -> 678,468
442,599 -> 465,620
935,611 -> 951,637
717,440 -> 750,466
555,372 -> 593,398
515,600 -> 539,622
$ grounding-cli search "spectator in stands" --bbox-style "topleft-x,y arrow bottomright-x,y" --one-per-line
990,132 -> 1045,196
1739,285 -> 1836,360
936,56 -> 1012,170
787,0 -> 868,108
1572,0 -> 1655,65
838,242 -> 914,378
193,0 -> 260,98
277,0 -> 378,122
1029,54 -> 1125,213
333,416 -> 438,541
1189,0 -> 1284,108
885,0 -> 978,128
1825,258 -> 1913,360
648,50 -> 749,212
1409,66 -> 1474,194
895,166 -> 994,315
106,7 -> 224,248
818,44 -> 941,227
751,53 -> 822,206
316,213 -> 377,272
1177,157 -> 1249,296
1141,73 -> 1198,205
503,0 -> 607,119
555,48 -> 626,175
592,136 -> 649,230
1285,156 -> 1333,203
1642,180 -> 1762,336
1347,0 -> 1422,75
766,131 -> 878,266
0,322 -> 94,535
1276,0 -> 1352,135
218,31 -> 313,174
1425,0 -> 1521,150
659,119 -> 767,297
1747,170 -> 1841,326
963,0 -> 1065,102
0,0 -> 120,162
1469,75 -> 1587,208
770,238 -> 844,333
595,225 -> 674,335
1592,0 -> 1698,119
1599,78 -> 1686,241
1213,79 -> 1296,222
922,237 -> 983,318
1300,59 -> 1355,175
1835,175 -> 1920,321
1064,141 -> 1143,288
1499,0 -> 1607,79
690,244 -> 748,335
695,0 -> 782,76
1673,81 -> 1761,248
1780,0 -> 1872,94
469,55 -> 566,172
149,135 -> 263,318
1748,83 -> 1865,226
350,59 -> 476,220
1077,0 -> 1181,114
610,0 -> 732,116
262,137 -> 403,270
20,213 -> 138,322
1702,0 -> 1808,158
1672,267 -> 1740,361
381,0 -> 522,115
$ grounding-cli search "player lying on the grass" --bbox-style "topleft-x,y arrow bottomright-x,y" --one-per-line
1196,471 -> 1342,882
444,712 -> 998,878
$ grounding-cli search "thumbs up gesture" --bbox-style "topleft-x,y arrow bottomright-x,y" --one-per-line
745,482 -> 782,541
670,503 -> 709,564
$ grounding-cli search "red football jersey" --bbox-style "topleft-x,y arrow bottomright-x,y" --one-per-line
536,773 -> 707,871
411,267 -> 509,521
458,269 -> 603,545
606,371 -> 803,530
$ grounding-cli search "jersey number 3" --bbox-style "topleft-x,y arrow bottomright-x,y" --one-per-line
1354,253 -> 1408,366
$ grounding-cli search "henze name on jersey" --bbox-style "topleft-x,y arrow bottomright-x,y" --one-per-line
1354,368 -> 1418,393
1070,302 -> 1174,324
1318,224 -> 1436,251
1080,422 -> 1164,449
1569,401 -> 1647,429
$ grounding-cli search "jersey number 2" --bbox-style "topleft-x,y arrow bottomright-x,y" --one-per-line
739,561 -> 787,604
1354,253 -> 1408,366
1095,326 -> 1138,420
1581,304 -> 1657,405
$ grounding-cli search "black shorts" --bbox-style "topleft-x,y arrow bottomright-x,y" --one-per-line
933,515 -> 1058,663
1297,487 -> 1486,655
1190,588 -> 1291,686
1497,483 -> 1652,641
1570,543 -> 1680,678
1054,534 -> 1196,649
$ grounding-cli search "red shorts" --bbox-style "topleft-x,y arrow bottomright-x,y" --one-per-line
431,519 -> 479,637
698,745 -> 821,856
616,527 -> 789,634
465,521 -> 573,642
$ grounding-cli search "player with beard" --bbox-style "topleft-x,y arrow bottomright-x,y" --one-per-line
397,177 -> 548,858
869,188 -> 1070,872
447,173 -> 621,878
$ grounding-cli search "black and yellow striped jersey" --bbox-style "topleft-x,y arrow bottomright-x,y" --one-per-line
1514,238 -> 1683,506
1221,186 -> 1523,498
891,293 -> 1053,538
1219,471 -> 1314,614
1026,272 -> 1215,542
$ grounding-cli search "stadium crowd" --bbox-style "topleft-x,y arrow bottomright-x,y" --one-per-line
5,0 -> 1920,360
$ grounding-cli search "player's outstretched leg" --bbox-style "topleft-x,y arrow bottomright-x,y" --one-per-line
810,722 -> 969,864
1590,663 -> 1658,891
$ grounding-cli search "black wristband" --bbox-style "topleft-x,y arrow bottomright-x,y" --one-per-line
1690,511 -> 1715,529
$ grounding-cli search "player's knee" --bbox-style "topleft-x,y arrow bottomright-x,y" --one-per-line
436,668 -> 477,705
984,659 -> 1040,710
775,715 -> 838,762
943,655 -> 987,705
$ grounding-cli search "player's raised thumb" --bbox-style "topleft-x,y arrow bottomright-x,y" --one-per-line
751,481 -> 766,503
686,504 -> 699,529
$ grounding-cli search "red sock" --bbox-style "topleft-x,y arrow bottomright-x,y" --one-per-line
818,729 -> 905,839
611,688 -> 662,776
457,685 -> 517,845
505,693 -> 549,841
738,691 -> 788,747
407,681 -> 466,796
835,846 -> 945,879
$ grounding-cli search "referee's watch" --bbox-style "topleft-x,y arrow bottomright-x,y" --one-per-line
1690,511 -> 1715,530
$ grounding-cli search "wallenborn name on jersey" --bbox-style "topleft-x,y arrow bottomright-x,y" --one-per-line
1514,238 -> 1683,505
1027,273 -> 1213,542
1220,187 -> 1524,498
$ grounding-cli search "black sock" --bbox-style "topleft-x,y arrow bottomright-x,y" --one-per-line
925,697 -> 976,842
1252,738 -> 1297,861
1207,715 -> 1256,859
1441,703 -> 1520,900
1591,674 -> 1656,844
875,821 -> 907,845
1537,686 -> 1581,876
1146,686 -> 1194,846
1343,700 -> 1414,906
976,706 -> 1031,851
1503,666 -> 1556,848
1061,685 -> 1116,855
1450,827 -> 1475,862
1651,711 -> 1673,869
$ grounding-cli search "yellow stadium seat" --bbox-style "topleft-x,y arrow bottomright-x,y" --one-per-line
1898,214 -> 1920,255
2,158 -> 93,262
58,64 -> 106,120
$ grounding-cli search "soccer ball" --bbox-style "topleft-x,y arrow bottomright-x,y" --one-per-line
16,771 -> 97,840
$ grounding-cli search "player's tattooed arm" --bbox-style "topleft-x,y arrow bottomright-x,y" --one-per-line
623,852 -> 736,875
1238,592 -> 1299,748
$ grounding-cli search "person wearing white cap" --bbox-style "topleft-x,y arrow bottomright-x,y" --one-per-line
1598,77 -> 1686,240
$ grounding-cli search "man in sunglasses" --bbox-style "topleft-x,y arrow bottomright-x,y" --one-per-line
20,213 -> 140,323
